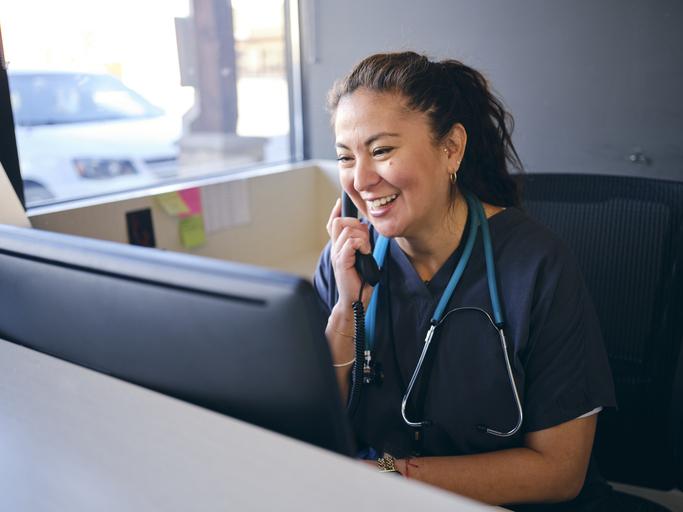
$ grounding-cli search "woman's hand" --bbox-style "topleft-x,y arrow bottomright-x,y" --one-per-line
325,198 -> 376,395
326,198 -> 375,309
325,199 -> 372,397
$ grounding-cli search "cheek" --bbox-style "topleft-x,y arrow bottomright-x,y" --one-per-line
382,161 -> 418,192
379,159 -> 407,187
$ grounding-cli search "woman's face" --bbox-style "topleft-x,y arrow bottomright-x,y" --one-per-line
334,89 -> 457,240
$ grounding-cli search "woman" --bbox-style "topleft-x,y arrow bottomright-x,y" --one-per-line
314,52 -> 616,510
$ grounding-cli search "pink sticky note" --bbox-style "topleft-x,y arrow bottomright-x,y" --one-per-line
178,188 -> 202,217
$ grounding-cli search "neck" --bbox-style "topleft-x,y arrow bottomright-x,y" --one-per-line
395,190 -> 469,282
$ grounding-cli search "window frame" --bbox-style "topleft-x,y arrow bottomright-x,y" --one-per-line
0,0 -> 304,214
0,25 -> 25,208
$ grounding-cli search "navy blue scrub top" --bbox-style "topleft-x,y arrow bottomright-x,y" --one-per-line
314,206 -> 617,510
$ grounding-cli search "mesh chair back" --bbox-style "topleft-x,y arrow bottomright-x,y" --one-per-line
517,173 -> 683,490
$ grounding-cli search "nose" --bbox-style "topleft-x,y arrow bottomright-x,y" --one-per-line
353,155 -> 381,192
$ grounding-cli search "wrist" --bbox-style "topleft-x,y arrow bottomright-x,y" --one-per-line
327,304 -> 356,366
329,303 -> 355,330
395,458 -> 407,477
398,457 -> 417,479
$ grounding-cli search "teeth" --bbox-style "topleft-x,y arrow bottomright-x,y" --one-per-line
368,194 -> 397,209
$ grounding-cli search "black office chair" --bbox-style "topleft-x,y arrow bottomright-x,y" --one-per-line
517,173 -> 683,511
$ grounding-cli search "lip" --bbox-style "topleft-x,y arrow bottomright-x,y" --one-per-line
363,194 -> 396,201
362,192 -> 399,204
366,195 -> 398,217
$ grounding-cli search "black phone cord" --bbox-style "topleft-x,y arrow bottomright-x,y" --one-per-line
346,282 -> 366,417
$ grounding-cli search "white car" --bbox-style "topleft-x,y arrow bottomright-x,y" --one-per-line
9,70 -> 181,206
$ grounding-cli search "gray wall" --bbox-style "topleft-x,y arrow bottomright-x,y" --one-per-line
300,0 -> 682,181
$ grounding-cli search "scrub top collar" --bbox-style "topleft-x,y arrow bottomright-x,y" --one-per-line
386,202 -> 475,299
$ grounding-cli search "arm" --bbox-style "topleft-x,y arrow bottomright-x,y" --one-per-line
394,415 -> 596,506
326,303 -> 356,397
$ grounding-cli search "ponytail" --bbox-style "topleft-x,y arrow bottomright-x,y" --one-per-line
436,60 -> 522,207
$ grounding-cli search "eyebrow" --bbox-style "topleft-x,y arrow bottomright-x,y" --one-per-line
335,132 -> 400,150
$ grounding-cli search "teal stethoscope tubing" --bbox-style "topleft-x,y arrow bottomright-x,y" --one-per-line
365,191 -> 523,437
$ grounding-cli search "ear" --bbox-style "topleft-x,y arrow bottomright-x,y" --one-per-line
442,123 -> 467,172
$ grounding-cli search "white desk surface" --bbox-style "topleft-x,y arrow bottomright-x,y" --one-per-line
0,339 -> 499,511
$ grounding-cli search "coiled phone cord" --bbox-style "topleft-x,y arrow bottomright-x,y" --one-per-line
346,281 -> 366,417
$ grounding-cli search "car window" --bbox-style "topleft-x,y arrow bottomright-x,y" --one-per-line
10,73 -> 164,126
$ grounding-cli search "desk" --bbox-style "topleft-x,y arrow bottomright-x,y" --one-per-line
0,340 -> 498,511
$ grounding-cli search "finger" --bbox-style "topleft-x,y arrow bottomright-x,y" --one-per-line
337,237 -> 363,270
332,224 -> 369,256
326,198 -> 341,236
341,223 -> 372,255
357,236 -> 372,256
332,225 -> 353,257
329,216 -> 362,243
355,224 -> 372,255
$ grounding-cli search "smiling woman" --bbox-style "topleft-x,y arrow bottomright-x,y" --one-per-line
314,51 -> 617,511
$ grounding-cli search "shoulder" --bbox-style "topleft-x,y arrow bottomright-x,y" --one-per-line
488,207 -> 573,267
489,208 -> 589,326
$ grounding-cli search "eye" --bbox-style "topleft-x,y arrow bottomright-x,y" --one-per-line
372,146 -> 393,157
336,155 -> 354,164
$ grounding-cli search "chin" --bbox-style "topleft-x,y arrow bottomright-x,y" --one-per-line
369,218 -> 403,239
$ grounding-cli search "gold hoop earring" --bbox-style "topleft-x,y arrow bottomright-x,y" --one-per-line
449,172 -> 457,185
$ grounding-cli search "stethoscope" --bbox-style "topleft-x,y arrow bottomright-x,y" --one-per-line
364,191 -> 523,438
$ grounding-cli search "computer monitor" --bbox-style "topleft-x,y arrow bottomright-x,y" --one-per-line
0,224 -> 354,456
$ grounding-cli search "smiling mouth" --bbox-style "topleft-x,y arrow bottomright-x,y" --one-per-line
367,194 -> 398,209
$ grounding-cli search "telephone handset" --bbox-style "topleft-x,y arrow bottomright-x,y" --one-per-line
341,192 -> 381,286
341,192 -> 383,414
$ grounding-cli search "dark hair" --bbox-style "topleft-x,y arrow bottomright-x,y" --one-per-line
327,52 -> 523,207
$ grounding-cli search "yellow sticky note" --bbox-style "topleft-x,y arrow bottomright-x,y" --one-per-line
156,192 -> 190,216
179,214 -> 206,249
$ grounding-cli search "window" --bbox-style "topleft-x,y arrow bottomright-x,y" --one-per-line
0,0 -> 300,207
